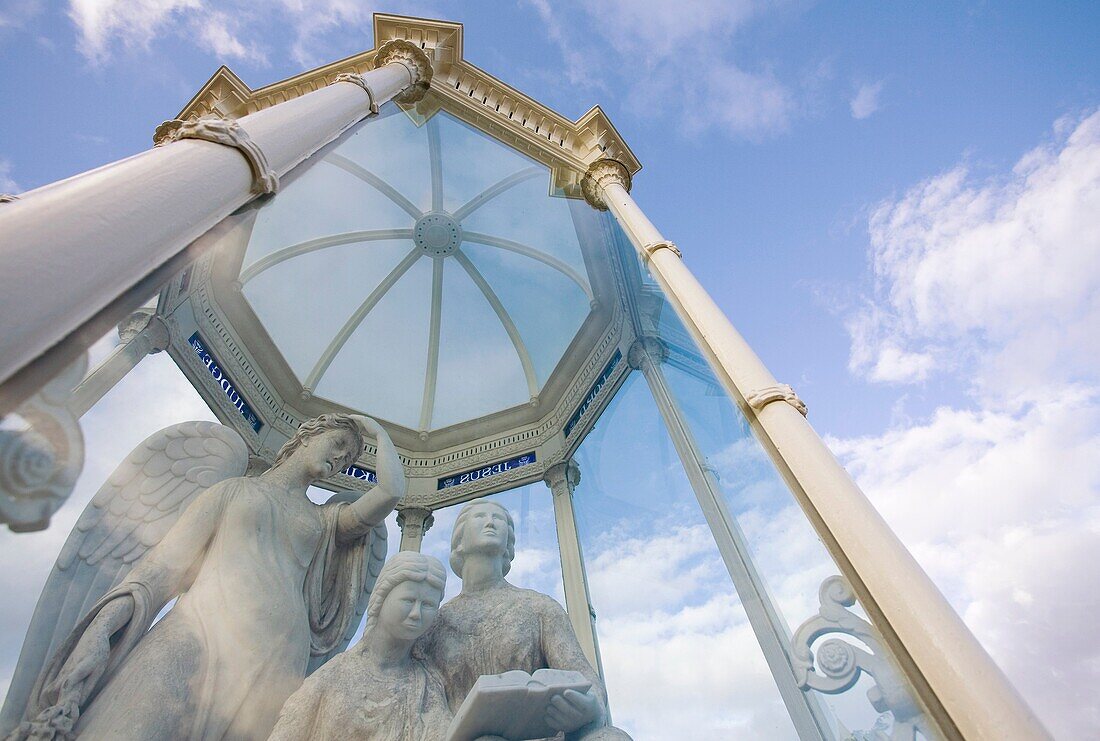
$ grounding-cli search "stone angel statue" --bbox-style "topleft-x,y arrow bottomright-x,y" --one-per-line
1,414 -> 401,741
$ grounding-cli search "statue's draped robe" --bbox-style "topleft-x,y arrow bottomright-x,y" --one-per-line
416,583 -> 610,739
30,479 -> 370,741
268,649 -> 450,741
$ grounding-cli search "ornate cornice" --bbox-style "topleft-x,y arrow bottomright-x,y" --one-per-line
168,14 -> 640,199
154,117 -> 278,195
582,159 -> 632,210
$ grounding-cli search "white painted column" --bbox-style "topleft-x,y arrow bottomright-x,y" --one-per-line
0,41 -> 431,416
629,337 -> 834,740
585,160 -> 1050,741
544,461 -> 603,676
397,506 -> 434,552
66,308 -> 170,418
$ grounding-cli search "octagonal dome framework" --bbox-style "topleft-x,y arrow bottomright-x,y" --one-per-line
157,14 -> 644,507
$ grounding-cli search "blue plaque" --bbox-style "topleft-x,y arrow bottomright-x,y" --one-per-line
188,332 -> 263,433
563,349 -> 622,438
437,452 -> 537,490
343,465 -> 378,484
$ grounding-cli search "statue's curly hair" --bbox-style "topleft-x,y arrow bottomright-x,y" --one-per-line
364,552 -> 447,632
271,414 -> 365,472
449,500 -> 515,577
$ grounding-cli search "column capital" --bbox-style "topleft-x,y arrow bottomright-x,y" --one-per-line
581,159 -> 632,211
373,39 -> 433,104
627,336 -> 667,371
543,459 -> 580,493
397,505 -> 435,535
117,308 -> 170,353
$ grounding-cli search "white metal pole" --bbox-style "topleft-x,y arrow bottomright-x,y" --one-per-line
629,338 -> 834,740
585,159 -> 1050,741
0,41 -> 431,416
66,309 -> 170,418
544,461 -> 604,677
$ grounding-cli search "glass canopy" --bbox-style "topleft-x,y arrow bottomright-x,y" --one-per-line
237,104 -> 595,432
0,14 -> 1041,741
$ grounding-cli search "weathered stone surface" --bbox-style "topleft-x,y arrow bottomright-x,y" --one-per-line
3,414 -> 402,741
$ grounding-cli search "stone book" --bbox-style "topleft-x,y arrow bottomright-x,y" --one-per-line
443,668 -> 593,741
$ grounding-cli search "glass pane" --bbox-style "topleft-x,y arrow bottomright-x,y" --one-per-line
572,373 -> 802,739
601,211 -> 934,739
420,483 -> 565,606
225,103 -> 596,431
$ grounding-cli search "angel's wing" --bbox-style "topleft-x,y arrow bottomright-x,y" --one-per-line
306,491 -> 389,675
0,421 -> 247,734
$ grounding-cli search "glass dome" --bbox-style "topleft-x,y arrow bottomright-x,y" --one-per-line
232,105 -> 598,433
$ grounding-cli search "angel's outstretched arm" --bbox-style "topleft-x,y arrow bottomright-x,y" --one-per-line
337,419 -> 404,541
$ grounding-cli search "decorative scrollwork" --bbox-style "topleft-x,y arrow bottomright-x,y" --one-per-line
153,117 -> 279,195
0,354 -> 87,532
792,575 -> 933,740
333,72 -> 379,114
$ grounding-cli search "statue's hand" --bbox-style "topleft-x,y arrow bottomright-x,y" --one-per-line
544,688 -> 600,733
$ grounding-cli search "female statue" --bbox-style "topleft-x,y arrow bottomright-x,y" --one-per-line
6,414 -> 403,741
268,551 -> 451,741
415,500 -> 632,741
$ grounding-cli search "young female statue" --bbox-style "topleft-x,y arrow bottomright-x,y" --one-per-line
11,414 -> 403,741
268,551 -> 451,741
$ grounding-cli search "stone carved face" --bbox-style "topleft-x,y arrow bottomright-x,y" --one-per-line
377,579 -> 443,641
465,503 -> 509,553
449,500 -> 516,577
298,428 -> 360,479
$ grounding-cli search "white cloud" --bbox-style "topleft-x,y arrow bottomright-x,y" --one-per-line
849,109 -> 1100,397
68,0 -> 202,63
850,81 -> 883,119
523,0 -> 601,92
836,109 -> 1100,737
0,160 -> 19,194
64,0 -> 382,66
0,0 -> 42,29
196,10 -> 266,65
530,0 -> 794,140
585,521 -> 803,739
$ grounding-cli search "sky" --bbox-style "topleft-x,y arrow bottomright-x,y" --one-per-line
1,1 -> 1099,739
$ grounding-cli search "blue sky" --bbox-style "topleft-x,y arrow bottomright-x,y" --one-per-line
2,1 -> 1099,738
